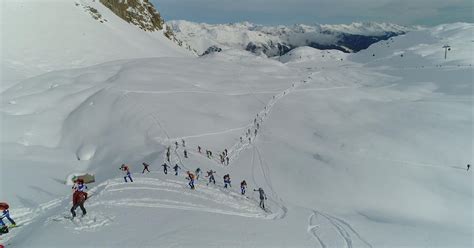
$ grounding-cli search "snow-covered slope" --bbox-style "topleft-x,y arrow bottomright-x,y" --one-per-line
168,20 -> 410,56
278,46 -> 348,63
350,22 -> 474,66
0,0 -> 193,91
1,14 -> 473,248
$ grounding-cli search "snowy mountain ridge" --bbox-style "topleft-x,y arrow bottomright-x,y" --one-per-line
168,20 -> 412,56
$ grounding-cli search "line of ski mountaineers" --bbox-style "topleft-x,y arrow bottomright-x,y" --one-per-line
3,164 -> 471,236
1,114 -> 265,233
165,117 -> 262,166
5,106 -> 471,233
66,140 -> 269,220
166,139 -> 232,165
119,160 -> 267,207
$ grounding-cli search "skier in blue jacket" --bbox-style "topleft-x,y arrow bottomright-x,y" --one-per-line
223,174 -> 231,188
0,203 -> 16,234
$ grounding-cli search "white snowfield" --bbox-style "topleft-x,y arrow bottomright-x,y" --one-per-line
0,1 -> 473,246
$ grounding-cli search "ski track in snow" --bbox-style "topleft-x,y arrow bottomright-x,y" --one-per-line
121,67 -> 367,173
170,126 -> 247,140
86,177 -> 275,219
253,146 -> 288,219
308,210 -> 373,248
5,175 -> 278,245
308,212 -> 326,248
2,197 -> 68,244
117,89 -> 283,96
158,70 -> 359,169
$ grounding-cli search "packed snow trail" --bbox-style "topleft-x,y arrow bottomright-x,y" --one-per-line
139,70 -> 324,167
116,89 -> 284,96
159,70 -> 358,168
248,146 -> 288,219
120,65 -> 368,171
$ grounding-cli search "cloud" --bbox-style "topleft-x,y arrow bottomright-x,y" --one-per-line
152,0 -> 473,25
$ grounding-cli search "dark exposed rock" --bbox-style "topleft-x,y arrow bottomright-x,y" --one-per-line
99,0 -> 196,54
99,0 -> 164,31
202,46 -> 223,56
243,32 -> 401,56
245,41 -> 292,57
296,32 -> 401,54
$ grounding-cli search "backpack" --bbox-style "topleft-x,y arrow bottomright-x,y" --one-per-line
73,191 -> 88,205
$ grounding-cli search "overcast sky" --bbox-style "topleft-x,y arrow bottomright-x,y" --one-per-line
152,0 -> 473,26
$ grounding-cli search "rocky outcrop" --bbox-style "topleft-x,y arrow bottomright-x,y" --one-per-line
99,0 -> 164,31
245,41 -> 292,57
202,45 -> 223,56
99,0 -> 196,54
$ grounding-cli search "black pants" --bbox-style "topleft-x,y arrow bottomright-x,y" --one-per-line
259,199 -> 265,209
71,202 -> 86,218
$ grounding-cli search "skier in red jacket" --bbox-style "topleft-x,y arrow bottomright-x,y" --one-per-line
71,179 -> 88,218
120,164 -> 133,182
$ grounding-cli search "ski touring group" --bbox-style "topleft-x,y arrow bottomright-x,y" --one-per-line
59,118 -> 474,224
118,160 -> 268,211
123,139 -> 269,207
55,135 -> 271,224
45,107 -> 469,244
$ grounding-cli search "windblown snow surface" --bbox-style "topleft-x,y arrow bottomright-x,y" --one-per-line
0,2 -> 473,246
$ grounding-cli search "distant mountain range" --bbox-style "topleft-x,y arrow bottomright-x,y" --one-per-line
168,20 -> 412,56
